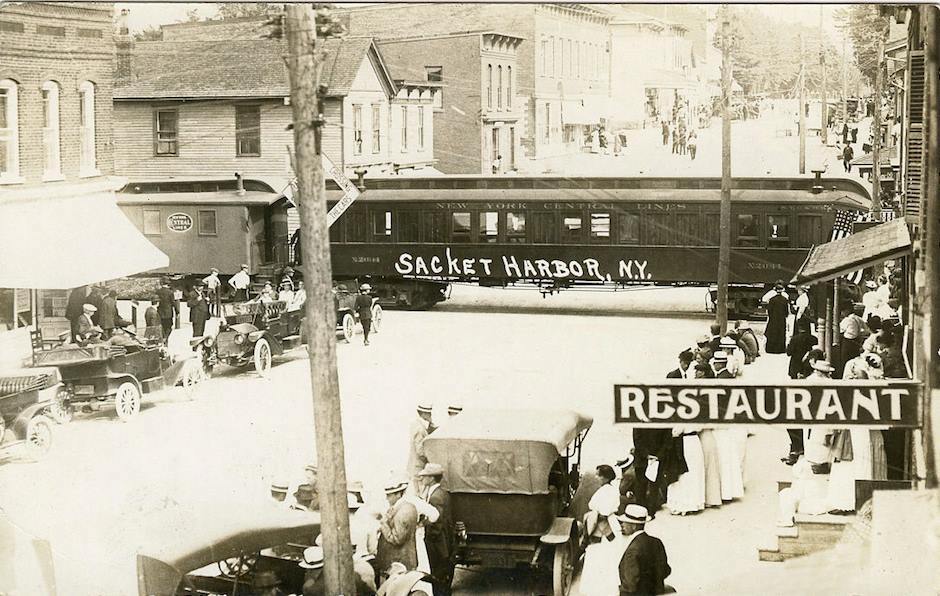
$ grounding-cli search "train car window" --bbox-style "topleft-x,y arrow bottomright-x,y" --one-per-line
796,215 -> 822,248
703,214 -> 720,245
590,213 -> 610,242
398,211 -> 420,242
617,213 -> 640,244
329,218 -> 343,243
372,210 -> 392,238
422,211 -> 446,243
143,209 -> 162,235
674,214 -> 702,246
345,207 -> 367,242
479,211 -> 499,243
531,212 -> 557,244
645,214 -> 672,245
767,215 -> 790,248
561,212 -> 583,244
506,212 -> 526,243
451,212 -> 471,243
198,210 -> 217,236
736,214 -> 760,247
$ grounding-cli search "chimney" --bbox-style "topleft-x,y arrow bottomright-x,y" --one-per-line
114,9 -> 134,87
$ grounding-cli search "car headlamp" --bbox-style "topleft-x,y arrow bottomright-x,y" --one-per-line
234,334 -> 245,345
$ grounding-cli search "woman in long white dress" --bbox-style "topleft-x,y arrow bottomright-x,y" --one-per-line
714,429 -> 745,501
666,426 -> 706,515
698,428 -> 722,507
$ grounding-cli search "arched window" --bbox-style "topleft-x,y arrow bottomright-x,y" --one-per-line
507,66 -> 512,110
0,79 -> 19,181
78,81 -> 97,175
41,81 -> 61,178
487,64 -> 493,109
497,65 -> 502,110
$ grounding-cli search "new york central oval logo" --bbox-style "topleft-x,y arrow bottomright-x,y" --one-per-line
167,212 -> 193,232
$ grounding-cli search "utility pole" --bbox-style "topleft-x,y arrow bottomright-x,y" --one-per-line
871,31 -> 885,219
820,5 -> 828,145
799,34 -> 806,174
842,36 -> 848,124
285,5 -> 356,594
717,3 -> 732,332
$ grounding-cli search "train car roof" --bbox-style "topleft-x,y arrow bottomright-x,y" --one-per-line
116,190 -> 288,207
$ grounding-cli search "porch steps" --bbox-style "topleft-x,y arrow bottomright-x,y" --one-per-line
758,513 -> 853,563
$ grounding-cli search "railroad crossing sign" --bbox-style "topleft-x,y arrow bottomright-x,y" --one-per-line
323,153 -> 360,228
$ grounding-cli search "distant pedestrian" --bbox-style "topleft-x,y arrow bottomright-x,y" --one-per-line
156,279 -> 177,340
671,128 -> 678,154
841,121 -> 849,145
687,130 -> 697,160
144,295 -> 162,342
764,281 -> 790,354
188,282 -> 210,338
202,268 -> 221,316
491,154 -> 502,174
851,126 -> 858,143
228,264 -> 251,302
842,144 -> 854,172
98,289 -> 121,337
408,403 -> 433,480
678,128 -> 687,155
661,120 -> 669,145
356,284 -> 375,345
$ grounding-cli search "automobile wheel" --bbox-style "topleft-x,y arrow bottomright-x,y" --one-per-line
371,304 -> 384,334
341,313 -> 355,343
47,388 -> 73,424
114,381 -> 142,421
552,539 -> 575,596
24,415 -> 53,461
218,553 -> 258,578
254,338 -> 272,377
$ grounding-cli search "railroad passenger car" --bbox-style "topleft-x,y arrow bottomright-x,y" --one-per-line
324,176 -> 871,313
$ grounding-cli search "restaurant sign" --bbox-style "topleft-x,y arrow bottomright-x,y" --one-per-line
613,380 -> 921,427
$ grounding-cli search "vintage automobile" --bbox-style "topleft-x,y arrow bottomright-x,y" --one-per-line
134,503 -> 320,596
203,300 -> 306,377
32,340 -> 203,421
333,280 -> 383,343
423,408 -> 593,596
0,367 -> 61,461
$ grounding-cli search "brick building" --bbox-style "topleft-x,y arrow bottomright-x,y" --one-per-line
339,3 -> 613,163
0,2 -> 164,346
378,31 -> 524,174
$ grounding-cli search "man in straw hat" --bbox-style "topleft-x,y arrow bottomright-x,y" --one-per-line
446,404 -> 463,418
298,545 -> 326,596
416,462 -> 455,595
76,303 -> 99,343
617,505 -> 672,596
376,476 -> 419,583
408,403 -> 434,479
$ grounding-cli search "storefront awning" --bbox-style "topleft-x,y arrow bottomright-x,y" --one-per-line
0,193 -> 169,289
792,218 -> 912,285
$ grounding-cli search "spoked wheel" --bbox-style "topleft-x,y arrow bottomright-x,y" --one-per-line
114,381 -> 142,421
341,313 -> 355,343
218,553 -> 258,578
371,304 -> 384,333
552,539 -> 575,596
253,338 -> 272,377
47,388 -> 73,424
24,415 -> 54,461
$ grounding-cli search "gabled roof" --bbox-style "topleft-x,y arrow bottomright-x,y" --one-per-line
114,37 -> 396,100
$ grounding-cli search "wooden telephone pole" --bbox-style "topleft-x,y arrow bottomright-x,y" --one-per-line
820,6 -> 828,145
717,4 -> 732,332
799,34 -> 807,174
285,5 -> 356,594
871,31 -> 885,219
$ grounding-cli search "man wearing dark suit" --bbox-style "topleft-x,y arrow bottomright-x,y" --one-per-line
156,280 -> 177,340
65,285 -> 89,342
618,505 -> 671,596
632,427 -> 672,516
667,349 -> 694,379
188,282 -> 210,338
417,463 -> 455,595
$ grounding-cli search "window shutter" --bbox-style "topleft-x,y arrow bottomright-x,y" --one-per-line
902,50 -> 925,219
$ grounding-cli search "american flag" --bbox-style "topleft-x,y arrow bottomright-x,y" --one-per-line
829,210 -> 865,284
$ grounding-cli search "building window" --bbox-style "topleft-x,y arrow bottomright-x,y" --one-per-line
736,214 -> 759,247
555,38 -> 562,77
154,108 -> 178,156
506,212 -> 526,243
562,212 -> 582,243
198,210 -> 217,235
590,212 -> 610,241
487,64 -> 493,109
400,106 -> 408,152
543,103 -> 551,143
618,213 -> 640,244
479,211 -> 498,243
36,25 -> 64,37
41,81 -> 61,179
451,212 -> 471,243
372,104 -> 381,153
541,37 -> 549,75
497,66 -> 502,110
576,42 -> 581,79
507,66 -> 512,109
372,210 -> 392,237
78,81 -> 97,175
567,39 -> 573,77
143,209 -> 162,235
548,37 -> 554,76
768,214 -> 790,247
417,106 -> 425,151
353,104 -> 363,155
0,79 -> 20,180
235,105 -> 261,156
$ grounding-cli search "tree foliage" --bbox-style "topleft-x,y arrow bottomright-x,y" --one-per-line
133,25 -> 163,41
215,3 -> 283,20
834,5 -> 890,84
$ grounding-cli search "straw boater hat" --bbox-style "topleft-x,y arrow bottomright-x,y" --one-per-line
347,493 -> 363,511
384,476 -> 409,495
417,463 -> 444,477
83,303 -> 97,313
447,404 -> 463,415
305,463 -> 318,475
360,283 -> 372,292
416,402 -> 433,415
615,455 -> 635,470
697,333 -> 711,345
618,504 -> 651,524
712,352 -> 729,362
719,337 -> 738,348
812,360 -> 835,373
270,480 -> 288,494
299,546 -> 324,569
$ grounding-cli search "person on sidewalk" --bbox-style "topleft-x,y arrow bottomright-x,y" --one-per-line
202,268 -> 222,316
687,129 -> 697,160
228,264 -> 251,302
842,143 -> 855,172
617,505 -> 672,596
355,284 -> 375,345
156,279 -> 177,341
764,281 -> 790,354
188,281 -> 210,338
